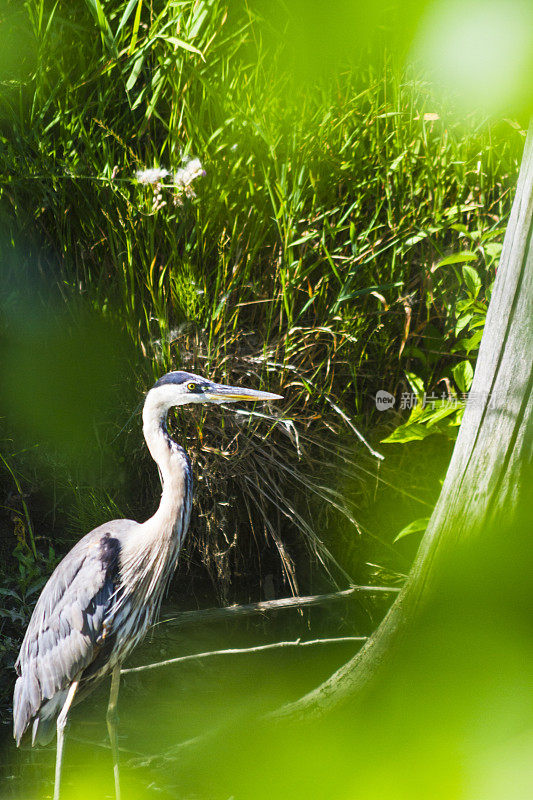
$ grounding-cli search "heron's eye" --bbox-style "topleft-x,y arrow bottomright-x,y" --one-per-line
187,382 -> 199,392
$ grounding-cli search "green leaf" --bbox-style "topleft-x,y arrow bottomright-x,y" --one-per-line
481,228 -> 506,242
455,313 -> 473,336
381,397 -> 464,444
156,35 -> 205,59
423,402 -> 462,427
84,0 -> 118,57
435,252 -> 477,268
462,329 -> 483,354
128,0 -> 144,55
381,420 -> 442,443
484,242 -> 502,260
462,265 -> 481,297
290,232 -> 315,247
126,50 -> 146,91
404,231 -> 429,248
394,517 -> 429,543
455,298 -> 473,314
405,371 -> 424,396
389,152 -> 406,172
116,0 -> 141,38
452,360 -> 474,393
188,4 -> 209,38
381,424 -> 427,443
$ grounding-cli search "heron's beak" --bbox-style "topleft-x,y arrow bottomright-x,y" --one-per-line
206,384 -> 283,403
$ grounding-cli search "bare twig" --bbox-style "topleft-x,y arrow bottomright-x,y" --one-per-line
121,636 -> 367,675
323,397 -> 384,460
158,585 -> 401,629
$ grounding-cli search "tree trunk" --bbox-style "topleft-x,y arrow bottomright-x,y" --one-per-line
276,121 -> 533,720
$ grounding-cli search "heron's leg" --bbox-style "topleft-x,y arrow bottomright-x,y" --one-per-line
106,664 -> 122,800
54,679 -> 79,800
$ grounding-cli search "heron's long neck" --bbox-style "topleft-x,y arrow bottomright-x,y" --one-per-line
142,394 -> 193,545
114,395 -> 192,626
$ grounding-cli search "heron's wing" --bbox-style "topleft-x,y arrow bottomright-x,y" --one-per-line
13,521 -> 132,745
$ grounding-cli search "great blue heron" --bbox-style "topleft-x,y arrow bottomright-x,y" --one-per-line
13,371 -> 282,800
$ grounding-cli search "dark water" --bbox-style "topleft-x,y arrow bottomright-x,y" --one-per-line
0,596 -> 369,799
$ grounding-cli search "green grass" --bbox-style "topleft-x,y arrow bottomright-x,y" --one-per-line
0,0 -> 525,700
1,2 -> 521,370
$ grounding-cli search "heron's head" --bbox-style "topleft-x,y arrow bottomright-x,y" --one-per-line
146,370 -> 283,415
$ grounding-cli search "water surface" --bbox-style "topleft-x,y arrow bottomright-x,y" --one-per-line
0,596 -> 366,799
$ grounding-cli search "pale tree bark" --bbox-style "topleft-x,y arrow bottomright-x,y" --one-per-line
275,121 -> 533,720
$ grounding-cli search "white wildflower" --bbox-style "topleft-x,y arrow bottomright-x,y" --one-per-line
174,158 -> 206,190
136,168 -> 170,185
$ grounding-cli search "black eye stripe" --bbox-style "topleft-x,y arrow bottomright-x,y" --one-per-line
154,371 -> 204,389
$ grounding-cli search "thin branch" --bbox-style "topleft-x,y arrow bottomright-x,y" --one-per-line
323,396 -> 385,460
158,585 -> 400,629
121,636 -> 367,675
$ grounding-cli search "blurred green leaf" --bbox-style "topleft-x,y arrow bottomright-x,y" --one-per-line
394,517 -> 429,542
413,0 -> 533,117
0,302 -> 134,465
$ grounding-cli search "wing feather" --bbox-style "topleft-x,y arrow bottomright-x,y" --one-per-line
13,522 -> 127,745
